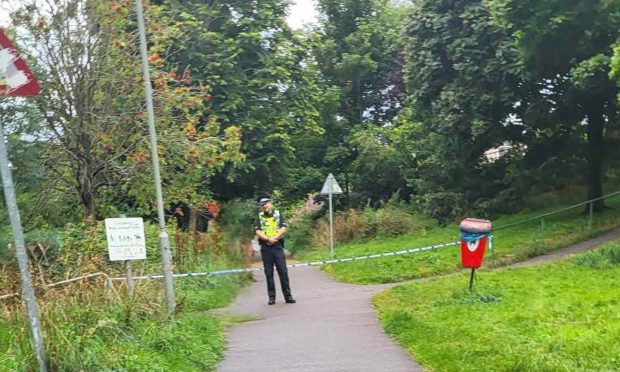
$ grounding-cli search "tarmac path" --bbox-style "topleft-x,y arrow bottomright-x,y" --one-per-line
216,265 -> 422,372
217,228 -> 620,372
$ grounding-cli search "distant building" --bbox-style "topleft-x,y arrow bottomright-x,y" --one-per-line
484,142 -> 521,162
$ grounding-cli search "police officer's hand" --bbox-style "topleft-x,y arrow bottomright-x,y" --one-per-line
267,237 -> 278,245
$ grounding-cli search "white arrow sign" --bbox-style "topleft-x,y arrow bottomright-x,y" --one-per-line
320,173 -> 343,195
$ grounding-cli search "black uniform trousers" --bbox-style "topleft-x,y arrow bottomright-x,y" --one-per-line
260,243 -> 292,299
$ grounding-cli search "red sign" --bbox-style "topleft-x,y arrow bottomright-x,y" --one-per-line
0,29 -> 40,97
460,236 -> 488,269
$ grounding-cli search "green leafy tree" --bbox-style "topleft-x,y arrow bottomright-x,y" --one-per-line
402,0 -> 524,219
313,0 -> 408,203
497,0 -> 620,211
7,0 -> 242,220
349,125 -> 409,204
157,0 -> 323,200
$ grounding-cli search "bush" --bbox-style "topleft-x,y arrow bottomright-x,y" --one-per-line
417,191 -> 466,225
284,195 -> 325,252
313,209 -> 367,248
218,199 -> 256,242
286,214 -> 316,253
372,206 -> 427,237
307,206 -> 433,250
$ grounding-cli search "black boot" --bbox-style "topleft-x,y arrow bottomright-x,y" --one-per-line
285,296 -> 296,304
268,297 -> 276,305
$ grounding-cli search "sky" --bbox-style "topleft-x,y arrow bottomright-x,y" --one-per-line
1,1 -> 319,29
286,0 -> 319,29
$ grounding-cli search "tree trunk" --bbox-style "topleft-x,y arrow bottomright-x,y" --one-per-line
78,172 -> 96,220
586,108 -> 605,212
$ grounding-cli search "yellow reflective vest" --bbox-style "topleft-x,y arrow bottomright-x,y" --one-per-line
258,210 -> 282,238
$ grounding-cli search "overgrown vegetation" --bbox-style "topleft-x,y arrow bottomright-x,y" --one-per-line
374,241 -> 620,371
0,203 -> 253,370
1,274 -> 247,371
286,198 -> 435,253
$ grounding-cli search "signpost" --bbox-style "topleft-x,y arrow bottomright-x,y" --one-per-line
320,173 -> 343,258
0,29 -> 47,372
105,217 -> 147,297
134,0 -> 176,315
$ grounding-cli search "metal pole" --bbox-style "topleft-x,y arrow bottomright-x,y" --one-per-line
489,235 -> 495,267
588,201 -> 594,237
125,260 -> 134,298
540,218 -> 545,249
135,0 -> 175,315
0,122 -> 47,371
468,268 -> 475,291
329,191 -> 334,258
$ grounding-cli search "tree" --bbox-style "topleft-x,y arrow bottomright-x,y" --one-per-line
157,0 -> 323,201
313,0 -> 408,204
349,125 -> 409,204
8,0 -> 242,220
497,0 -> 620,211
401,0 -> 524,218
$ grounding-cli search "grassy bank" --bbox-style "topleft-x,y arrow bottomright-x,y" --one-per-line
0,272 -> 248,371
1,218 -> 254,370
296,195 -> 620,283
374,241 -> 620,371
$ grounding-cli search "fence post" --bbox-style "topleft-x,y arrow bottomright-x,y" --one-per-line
588,201 -> 594,237
540,218 -> 545,249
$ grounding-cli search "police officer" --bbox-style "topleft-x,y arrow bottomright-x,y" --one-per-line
254,196 -> 296,305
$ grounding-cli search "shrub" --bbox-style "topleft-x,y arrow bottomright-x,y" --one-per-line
313,209 -> 367,248
417,191 -> 466,225
375,207 -> 422,237
285,195 -> 325,252
286,214 -> 316,253
218,199 -> 256,243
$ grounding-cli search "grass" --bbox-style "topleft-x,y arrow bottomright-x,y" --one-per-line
373,241 -> 620,371
0,272 -> 249,371
295,194 -> 620,284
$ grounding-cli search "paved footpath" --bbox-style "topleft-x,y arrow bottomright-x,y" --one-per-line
217,265 -> 421,372
217,228 -> 620,372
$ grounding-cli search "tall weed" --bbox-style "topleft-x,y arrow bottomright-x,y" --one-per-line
575,242 -> 620,268
309,207 -> 431,250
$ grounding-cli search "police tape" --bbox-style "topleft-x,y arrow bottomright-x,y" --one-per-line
110,240 -> 460,282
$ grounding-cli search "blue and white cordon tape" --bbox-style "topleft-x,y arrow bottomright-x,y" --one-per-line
110,240 -> 460,282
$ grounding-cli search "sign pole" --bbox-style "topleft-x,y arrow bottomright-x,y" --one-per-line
134,0 -> 175,315
125,260 -> 134,298
0,119 -> 47,371
329,191 -> 334,258
105,217 -> 146,299
118,214 -> 135,298
320,173 -> 342,259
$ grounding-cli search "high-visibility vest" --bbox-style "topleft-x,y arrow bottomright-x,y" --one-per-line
258,210 -> 281,238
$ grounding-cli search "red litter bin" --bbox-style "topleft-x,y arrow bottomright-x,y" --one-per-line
459,218 -> 492,269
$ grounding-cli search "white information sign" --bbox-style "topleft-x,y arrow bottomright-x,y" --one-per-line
105,218 -> 147,261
